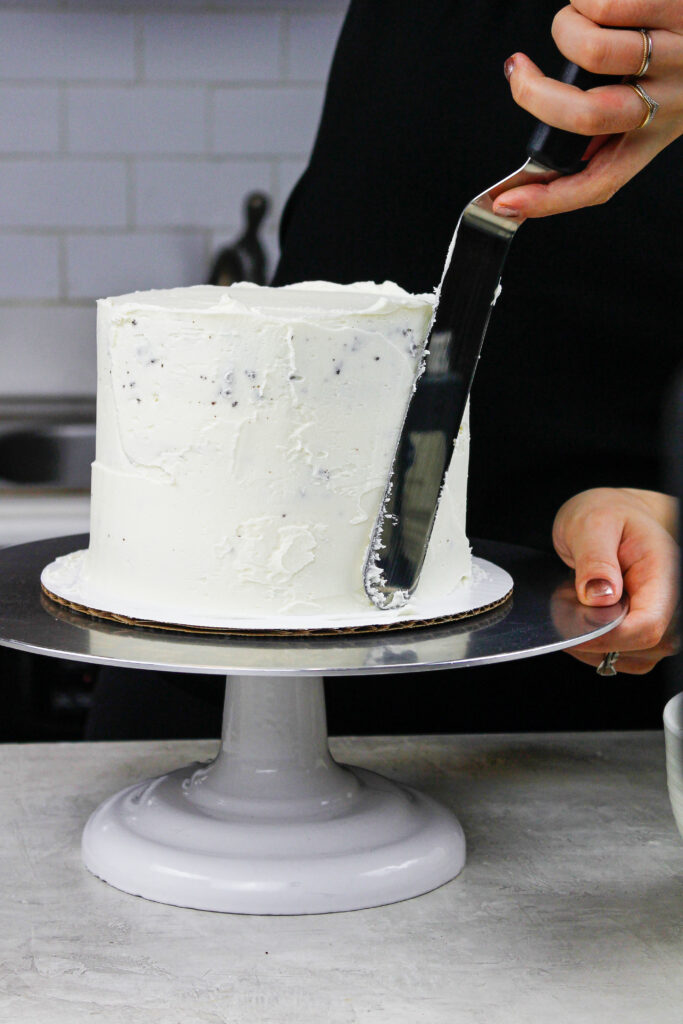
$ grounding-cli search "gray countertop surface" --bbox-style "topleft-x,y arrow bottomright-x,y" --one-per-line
1,732 -> 682,1024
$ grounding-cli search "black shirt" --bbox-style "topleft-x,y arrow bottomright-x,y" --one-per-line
273,0 -> 682,730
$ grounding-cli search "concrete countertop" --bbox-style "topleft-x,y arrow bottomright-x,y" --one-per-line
1,733 -> 682,1023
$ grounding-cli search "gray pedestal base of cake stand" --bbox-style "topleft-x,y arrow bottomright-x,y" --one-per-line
0,536 -> 626,915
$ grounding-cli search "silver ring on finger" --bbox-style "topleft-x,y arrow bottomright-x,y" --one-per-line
627,81 -> 659,128
635,28 -> 653,78
597,651 -> 620,677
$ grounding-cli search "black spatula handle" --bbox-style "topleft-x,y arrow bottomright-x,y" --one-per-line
527,61 -> 623,174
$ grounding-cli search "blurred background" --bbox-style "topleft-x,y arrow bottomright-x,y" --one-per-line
0,0 -> 346,740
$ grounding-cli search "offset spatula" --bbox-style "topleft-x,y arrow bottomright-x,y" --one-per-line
364,61 -> 620,609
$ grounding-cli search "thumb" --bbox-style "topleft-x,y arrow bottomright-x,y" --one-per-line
573,520 -> 624,606
554,507 -> 624,606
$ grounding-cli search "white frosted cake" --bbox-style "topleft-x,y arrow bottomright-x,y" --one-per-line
42,281 -> 477,629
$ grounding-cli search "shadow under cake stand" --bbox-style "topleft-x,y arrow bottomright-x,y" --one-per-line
0,535 -> 626,915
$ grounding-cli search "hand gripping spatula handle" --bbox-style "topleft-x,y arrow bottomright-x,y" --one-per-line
363,61 -> 621,610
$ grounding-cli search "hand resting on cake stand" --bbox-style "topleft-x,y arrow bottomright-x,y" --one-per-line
553,487 -> 680,674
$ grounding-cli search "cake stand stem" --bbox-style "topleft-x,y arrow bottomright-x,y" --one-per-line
82,674 -> 466,914
184,675 -> 362,818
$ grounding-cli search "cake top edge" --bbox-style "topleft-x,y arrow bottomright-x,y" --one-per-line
99,281 -> 437,318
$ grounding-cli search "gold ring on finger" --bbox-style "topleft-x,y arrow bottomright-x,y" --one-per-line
627,81 -> 659,128
635,28 -> 653,78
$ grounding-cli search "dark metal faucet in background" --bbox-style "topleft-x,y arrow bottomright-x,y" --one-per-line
207,191 -> 270,287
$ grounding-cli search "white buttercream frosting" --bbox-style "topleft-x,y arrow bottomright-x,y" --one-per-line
43,282 -> 471,625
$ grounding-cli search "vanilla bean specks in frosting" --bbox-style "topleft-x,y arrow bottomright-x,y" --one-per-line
42,282 -> 471,626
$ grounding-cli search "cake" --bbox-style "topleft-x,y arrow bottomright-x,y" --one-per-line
42,282 -> 473,628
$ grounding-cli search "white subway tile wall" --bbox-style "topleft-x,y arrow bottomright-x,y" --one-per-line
0,87 -> 61,152
66,231 -> 207,299
0,11 -> 137,81
0,0 -> 347,396
67,86 -> 208,155
212,86 -> 325,155
141,14 -> 281,82
0,236 -> 60,300
0,160 -> 128,228
134,158 -> 272,228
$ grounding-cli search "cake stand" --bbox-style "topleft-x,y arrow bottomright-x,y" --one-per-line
0,535 -> 626,915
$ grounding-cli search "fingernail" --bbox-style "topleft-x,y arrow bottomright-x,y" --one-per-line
504,57 -> 516,80
585,578 -> 615,601
494,203 -> 520,218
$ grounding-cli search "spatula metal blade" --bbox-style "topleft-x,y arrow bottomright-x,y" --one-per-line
363,159 -> 558,609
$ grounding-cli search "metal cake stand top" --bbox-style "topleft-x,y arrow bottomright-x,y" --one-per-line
0,535 -> 626,677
